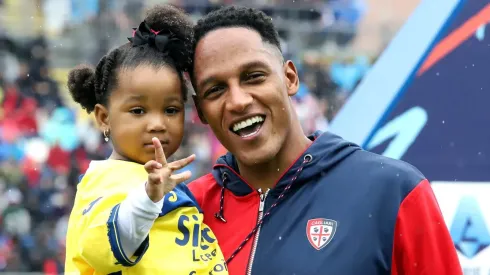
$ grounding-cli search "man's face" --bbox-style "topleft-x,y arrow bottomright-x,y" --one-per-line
193,27 -> 299,166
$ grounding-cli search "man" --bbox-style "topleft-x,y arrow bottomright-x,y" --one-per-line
117,5 -> 462,275
187,5 -> 462,275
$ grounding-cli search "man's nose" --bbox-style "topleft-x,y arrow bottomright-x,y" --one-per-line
225,84 -> 253,113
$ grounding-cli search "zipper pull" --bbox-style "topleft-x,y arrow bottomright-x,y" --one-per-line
258,188 -> 265,212
258,188 -> 270,212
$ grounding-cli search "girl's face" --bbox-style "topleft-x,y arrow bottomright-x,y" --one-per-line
95,65 -> 185,164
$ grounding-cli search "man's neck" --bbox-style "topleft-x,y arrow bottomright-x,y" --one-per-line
237,127 -> 312,191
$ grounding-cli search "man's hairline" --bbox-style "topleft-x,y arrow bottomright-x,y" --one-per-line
197,25 -> 283,60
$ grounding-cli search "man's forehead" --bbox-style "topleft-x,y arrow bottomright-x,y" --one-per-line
195,27 -> 264,58
194,27 -> 281,80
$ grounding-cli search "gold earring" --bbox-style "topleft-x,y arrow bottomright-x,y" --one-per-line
103,129 -> 110,142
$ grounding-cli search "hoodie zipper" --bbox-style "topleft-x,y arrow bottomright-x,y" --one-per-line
247,188 -> 270,275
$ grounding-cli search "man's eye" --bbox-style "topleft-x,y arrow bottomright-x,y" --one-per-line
130,108 -> 145,115
246,73 -> 265,80
205,86 -> 225,97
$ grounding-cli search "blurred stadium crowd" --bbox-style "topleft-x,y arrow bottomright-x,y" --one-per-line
0,0 -> 385,273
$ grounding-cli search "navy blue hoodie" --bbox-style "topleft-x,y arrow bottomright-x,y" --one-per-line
189,131 -> 461,275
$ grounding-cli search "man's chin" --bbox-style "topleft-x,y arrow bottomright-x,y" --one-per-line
233,147 -> 277,168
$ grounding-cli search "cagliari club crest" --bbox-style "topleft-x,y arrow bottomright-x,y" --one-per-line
306,218 -> 337,250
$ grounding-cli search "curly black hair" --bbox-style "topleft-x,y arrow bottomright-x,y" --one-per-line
193,6 -> 281,53
68,4 -> 194,114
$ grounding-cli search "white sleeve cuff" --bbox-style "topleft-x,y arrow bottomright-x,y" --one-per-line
117,182 -> 164,257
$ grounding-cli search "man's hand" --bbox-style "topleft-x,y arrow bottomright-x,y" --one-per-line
144,137 -> 195,202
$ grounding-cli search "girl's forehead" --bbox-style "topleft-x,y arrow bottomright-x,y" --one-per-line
114,66 -> 183,101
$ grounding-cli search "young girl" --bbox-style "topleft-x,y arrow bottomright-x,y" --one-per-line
64,5 -> 227,275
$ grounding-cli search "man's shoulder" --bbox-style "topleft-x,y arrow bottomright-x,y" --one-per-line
189,173 -> 217,188
187,173 -> 219,203
346,150 -> 426,191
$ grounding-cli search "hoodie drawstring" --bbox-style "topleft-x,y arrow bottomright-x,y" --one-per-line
214,172 -> 229,222
225,154 -> 313,265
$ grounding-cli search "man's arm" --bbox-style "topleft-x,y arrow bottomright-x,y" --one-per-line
391,179 -> 462,275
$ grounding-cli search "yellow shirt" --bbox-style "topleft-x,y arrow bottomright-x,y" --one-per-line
65,160 -> 227,275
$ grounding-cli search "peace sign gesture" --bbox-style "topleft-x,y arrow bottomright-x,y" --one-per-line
144,137 -> 196,202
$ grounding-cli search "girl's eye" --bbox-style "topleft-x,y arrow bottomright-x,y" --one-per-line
130,108 -> 145,115
165,107 -> 180,115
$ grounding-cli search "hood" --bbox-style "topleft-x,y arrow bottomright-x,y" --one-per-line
211,131 -> 361,196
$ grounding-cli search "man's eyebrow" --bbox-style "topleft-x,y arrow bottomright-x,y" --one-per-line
239,60 -> 270,71
198,60 -> 270,89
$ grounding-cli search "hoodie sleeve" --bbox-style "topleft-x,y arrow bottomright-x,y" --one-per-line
391,179 -> 462,275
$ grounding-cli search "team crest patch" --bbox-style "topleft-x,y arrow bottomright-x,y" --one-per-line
306,218 -> 337,250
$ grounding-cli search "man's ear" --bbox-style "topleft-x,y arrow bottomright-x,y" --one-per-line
283,60 -> 299,97
94,103 -> 110,130
192,94 -> 208,124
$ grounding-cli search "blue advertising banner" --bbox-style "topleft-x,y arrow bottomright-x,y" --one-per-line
330,1 -> 490,273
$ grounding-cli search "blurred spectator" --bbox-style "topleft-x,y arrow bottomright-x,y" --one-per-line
292,83 -> 329,135
0,29 -> 84,271
330,55 -> 370,92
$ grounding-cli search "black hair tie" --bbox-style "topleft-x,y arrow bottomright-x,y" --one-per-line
127,21 -> 183,54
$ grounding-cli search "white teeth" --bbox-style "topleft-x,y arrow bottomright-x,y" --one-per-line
232,116 -> 264,132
